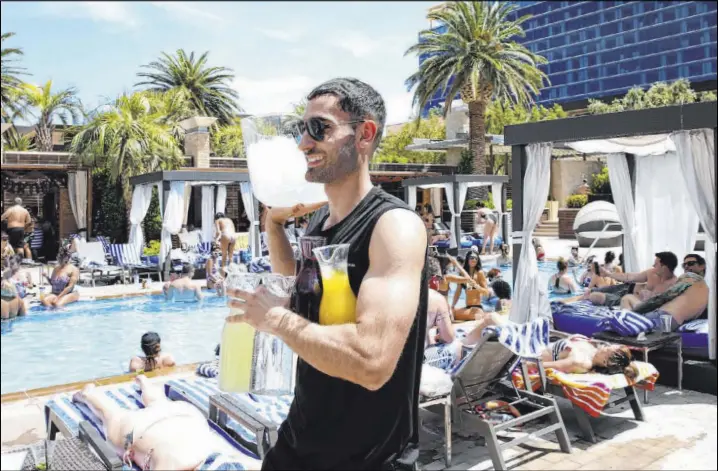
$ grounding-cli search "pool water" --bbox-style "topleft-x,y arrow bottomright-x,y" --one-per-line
1,261 -> 580,395
1,294 -> 229,394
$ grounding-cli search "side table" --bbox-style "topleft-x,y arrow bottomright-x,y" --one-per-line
593,331 -> 683,404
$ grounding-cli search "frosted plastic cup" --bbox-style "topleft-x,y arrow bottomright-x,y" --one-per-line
225,272 -> 262,312
660,314 -> 673,333
262,274 -> 296,298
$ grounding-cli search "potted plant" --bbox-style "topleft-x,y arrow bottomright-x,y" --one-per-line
588,167 -> 613,203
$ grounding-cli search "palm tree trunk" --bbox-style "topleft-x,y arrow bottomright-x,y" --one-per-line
467,99 -> 487,175
36,123 -> 53,152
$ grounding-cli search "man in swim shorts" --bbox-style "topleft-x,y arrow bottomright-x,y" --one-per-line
1,198 -> 33,256
214,212 -> 237,269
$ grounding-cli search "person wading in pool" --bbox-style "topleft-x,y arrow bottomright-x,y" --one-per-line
226,78 -> 428,470
1,198 -> 33,257
42,245 -> 80,309
129,332 -> 176,373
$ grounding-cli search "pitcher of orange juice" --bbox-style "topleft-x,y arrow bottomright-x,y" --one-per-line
313,244 -> 357,325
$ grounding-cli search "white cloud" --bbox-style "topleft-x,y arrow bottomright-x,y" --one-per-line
233,75 -> 314,115
332,31 -> 411,59
383,91 -> 416,125
256,28 -> 304,43
40,2 -> 139,28
150,2 -> 226,24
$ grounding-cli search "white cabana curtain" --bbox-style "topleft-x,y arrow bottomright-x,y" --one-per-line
201,186 -> 216,243
634,152 -> 699,270
566,134 -> 675,156
128,184 -> 154,256
67,171 -> 88,239
444,183 -> 468,249
510,143 -> 552,324
491,182 -> 503,240
606,153 -> 641,273
407,186 -> 417,211
240,182 -> 260,258
160,181 -> 187,265
182,184 -> 192,227
216,185 -> 227,215
431,188 -> 442,218
672,129 -> 716,360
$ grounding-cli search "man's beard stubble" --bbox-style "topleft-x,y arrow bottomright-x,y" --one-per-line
305,140 -> 360,184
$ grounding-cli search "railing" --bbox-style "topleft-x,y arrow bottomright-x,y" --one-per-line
1,151 -> 80,167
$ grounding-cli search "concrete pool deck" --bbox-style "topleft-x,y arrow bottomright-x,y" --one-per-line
1,375 -> 715,470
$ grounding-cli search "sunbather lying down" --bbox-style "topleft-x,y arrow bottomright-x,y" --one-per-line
73,375 -> 242,470
463,312 -> 639,378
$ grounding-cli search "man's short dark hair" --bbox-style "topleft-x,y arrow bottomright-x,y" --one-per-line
684,253 -> 706,265
492,279 -> 512,300
655,251 -> 678,272
306,77 -> 386,149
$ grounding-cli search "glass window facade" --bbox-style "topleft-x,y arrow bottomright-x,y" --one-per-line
421,1 -> 717,111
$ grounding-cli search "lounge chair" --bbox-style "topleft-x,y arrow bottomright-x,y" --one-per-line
107,243 -> 162,282
44,383 -> 262,470
420,332 -> 572,469
75,240 -> 124,287
164,376 -> 291,459
512,330 -> 659,443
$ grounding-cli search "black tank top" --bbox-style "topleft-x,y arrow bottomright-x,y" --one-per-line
283,186 -> 428,469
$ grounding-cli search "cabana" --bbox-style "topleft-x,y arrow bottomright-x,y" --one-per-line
401,174 -> 510,253
128,170 -> 261,278
505,101 -> 717,360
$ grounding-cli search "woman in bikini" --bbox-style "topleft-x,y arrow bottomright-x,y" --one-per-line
463,311 -> 639,378
548,258 -> 580,295
2,257 -> 27,319
213,212 -> 237,270
129,332 -> 175,373
585,260 -> 614,290
42,246 -> 80,309
205,243 -> 225,296
476,203 -> 499,255
451,251 -> 491,321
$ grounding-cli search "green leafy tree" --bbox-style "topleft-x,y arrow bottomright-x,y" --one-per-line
212,123 -> 244,157
136,49 -> 241,125
374,109 -> 446,164
3,128 -> 35,151
587,79 -> 715,114
404,1 -> 548,174
17,80 -> 84,151
92,169 -> 128,243
457,148 -> 475,174
143,187 -> 162,242
70,91 -> 184,219
1,32 -> 28,121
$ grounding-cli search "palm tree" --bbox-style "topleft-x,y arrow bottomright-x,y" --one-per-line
135,49 -> 241,125
212,123 -> 244,157
18,80 -> 83,151
1,32 -> 29,121
404,1 -> 548,174
69,92 -> 184,216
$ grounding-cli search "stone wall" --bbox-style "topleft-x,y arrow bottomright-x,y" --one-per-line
558,208 -> 580,239
550,158 -> 604,207
184,132 -> 211,168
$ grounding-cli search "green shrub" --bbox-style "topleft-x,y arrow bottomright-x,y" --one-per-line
566,194 -> 588,208
457,148 -> 474,174
143,188 -> 162,241
464,199 -> 479,210
590,166 -> 612,195
92,170 -> 127,243
143,240 -> 161,256
506,199 -> 512,210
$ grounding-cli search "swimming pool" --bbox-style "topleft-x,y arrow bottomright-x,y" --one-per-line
1,261 -> 578,395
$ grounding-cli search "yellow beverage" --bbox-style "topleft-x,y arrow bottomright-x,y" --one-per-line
218,320 -> 256,393
319,270 -> 357,325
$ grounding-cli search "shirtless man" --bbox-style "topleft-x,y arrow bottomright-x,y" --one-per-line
1,198 -> 33,257
682,253 -> 706,277
601,252 -> 678,306
633,272 -> 708,330
213,212 -> 236,269
73,375 -> 243,470
163,264 -> 202,302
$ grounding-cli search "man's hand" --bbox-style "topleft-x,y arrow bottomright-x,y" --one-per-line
267,202 -> 327,225
226,286 -> 291,331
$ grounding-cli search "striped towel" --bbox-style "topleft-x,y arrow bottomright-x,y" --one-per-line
44,384 -> 259,470
198,359 -> 220,378
678,319 -> 708,333
485,317 -> 551,359
598,309 -> 656,336
551,300 -> 612,319
511,362 -> 659,418
165,377 -> 291,444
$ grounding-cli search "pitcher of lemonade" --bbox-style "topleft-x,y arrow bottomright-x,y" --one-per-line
313,244 -> 357,325
219,269 -> 296,395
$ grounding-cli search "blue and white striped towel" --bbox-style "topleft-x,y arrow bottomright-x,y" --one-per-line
197,359 -> 219,378
678,319 -> 708,333
484,317 -> 551,359
598,309 -> 655,336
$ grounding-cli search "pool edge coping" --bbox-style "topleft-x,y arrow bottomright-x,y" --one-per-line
0,363 -> 200,404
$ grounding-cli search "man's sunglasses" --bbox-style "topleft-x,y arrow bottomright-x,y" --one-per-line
293,117 -> 365,143
683,260 -> 698,267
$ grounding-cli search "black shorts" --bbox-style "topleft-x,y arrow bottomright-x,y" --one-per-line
7,227 -> 25,250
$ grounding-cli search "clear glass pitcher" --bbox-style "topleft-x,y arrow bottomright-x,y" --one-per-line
312,244 -> 357,325
296,236 -> 327,295
220,269 -> 297,395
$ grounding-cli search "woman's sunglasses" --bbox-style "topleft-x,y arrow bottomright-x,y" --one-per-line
294,117 -> 365,143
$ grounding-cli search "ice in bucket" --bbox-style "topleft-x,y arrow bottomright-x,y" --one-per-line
219,268 -> 296,395
241,116 -> 327,208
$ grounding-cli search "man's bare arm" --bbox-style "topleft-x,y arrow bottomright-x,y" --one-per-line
266,220 -> 296,276
265,209 -> 427,390
608,268 -> 650,283
0,209 -> 9,221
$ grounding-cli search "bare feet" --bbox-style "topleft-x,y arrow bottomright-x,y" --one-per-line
73,383 -> 96,403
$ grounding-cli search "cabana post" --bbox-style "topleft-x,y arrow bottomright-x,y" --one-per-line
505,101 -> 717,359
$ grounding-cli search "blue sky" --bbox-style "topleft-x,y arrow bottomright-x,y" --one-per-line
1,1 -> 436,124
